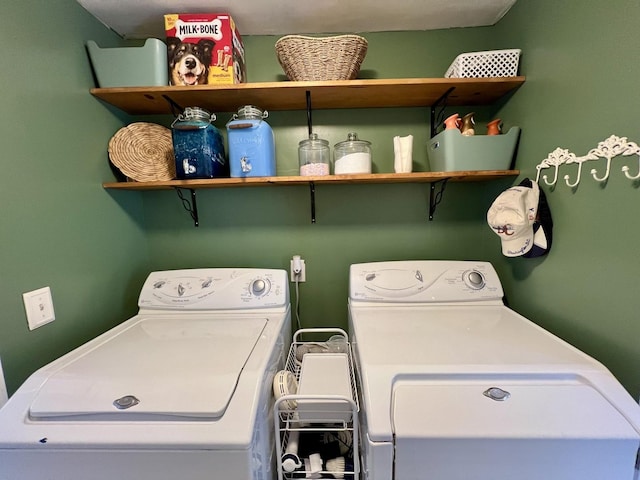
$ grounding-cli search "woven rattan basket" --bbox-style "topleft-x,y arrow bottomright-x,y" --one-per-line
275,35 -> 368,81
108,122 -> 175,182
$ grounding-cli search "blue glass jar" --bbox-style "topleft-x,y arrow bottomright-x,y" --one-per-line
226,105 -> 276,177
171,107 -> 228,179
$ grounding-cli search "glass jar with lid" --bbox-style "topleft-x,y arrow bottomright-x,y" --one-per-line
171,106 -> 228,179
333,132 -> 372,174
298,133 -> 330,176
226,105 -> 276,177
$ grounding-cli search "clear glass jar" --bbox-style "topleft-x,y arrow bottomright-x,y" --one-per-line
298,133 -> 330,176
171,107 -> 228,179
333,132 -> 372,174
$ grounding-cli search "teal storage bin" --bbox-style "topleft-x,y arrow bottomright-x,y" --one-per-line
86,39 -> 168,87
427,126 -> 521,172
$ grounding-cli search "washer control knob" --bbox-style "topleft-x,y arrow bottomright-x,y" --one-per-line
251,278 -> 270,296
464,270 -> 485,289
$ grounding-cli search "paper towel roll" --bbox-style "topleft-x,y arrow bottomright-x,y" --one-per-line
393,135 -> 413,173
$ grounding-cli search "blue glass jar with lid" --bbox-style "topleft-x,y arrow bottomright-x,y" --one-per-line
226,105 -> 276,177
171,107 -> 228,179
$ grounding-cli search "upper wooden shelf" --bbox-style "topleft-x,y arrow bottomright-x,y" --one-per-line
90,77 -> 525,115
103,170 -> 519,190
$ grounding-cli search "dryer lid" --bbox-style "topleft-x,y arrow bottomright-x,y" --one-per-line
391,379 -> 640,480
392,379 -> 640,439
29,316 -> 268,420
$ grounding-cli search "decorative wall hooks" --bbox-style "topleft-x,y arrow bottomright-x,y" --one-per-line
535,135 -> 640,187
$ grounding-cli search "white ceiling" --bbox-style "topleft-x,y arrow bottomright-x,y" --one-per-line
78,0 -> 517,39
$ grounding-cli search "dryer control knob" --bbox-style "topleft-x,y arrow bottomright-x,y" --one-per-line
251,278 -> 270,296
464,270 -> 485,289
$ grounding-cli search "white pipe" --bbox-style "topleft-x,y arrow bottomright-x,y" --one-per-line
282,429 -> 302,472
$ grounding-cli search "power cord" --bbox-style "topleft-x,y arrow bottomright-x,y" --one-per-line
291,255 -> 303,330
294,277 -> 302,330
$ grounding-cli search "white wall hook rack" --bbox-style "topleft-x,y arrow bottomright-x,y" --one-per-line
535,135 -> 640,187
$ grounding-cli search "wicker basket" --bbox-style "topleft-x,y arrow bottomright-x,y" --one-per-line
108,122 -> 176,182
275,35 -> 368,81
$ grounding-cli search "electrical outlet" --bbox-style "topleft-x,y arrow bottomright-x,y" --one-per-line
23,287 -> 55,330
290,255 -> 306,282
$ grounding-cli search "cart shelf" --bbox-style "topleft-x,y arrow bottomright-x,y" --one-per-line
274,329 -> 360,480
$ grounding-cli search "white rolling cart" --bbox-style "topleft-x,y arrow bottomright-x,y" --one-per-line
274,329 -> 360,480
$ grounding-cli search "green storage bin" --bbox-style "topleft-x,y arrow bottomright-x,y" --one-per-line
86,39 -> 168,88
427,126 -> 520,172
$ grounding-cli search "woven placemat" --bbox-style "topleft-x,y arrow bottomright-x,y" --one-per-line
108,122 -> 175,182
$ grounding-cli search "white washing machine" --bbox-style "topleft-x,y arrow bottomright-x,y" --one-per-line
348,260 -> 640,480
0,268 -> 291,480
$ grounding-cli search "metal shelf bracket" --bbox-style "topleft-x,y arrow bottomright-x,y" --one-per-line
429,87 -> 455,137
429,179 -> 449,221
426,87 -> 455,221
306,90 -> 318,224
162,94 -> 184,116
309,182 -> 316,223
175,188 -> 200,227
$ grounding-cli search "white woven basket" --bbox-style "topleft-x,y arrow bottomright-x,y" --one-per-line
445,49 -> 521,78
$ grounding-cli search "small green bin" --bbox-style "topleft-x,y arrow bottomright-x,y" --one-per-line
86,39 -> 168,88
427,126 -> 520,172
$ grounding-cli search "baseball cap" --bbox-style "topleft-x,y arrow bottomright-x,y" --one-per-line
487,180 -> 539,257
521,178 -> 553,258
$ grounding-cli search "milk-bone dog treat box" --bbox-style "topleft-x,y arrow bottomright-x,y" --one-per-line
164,13 -> 246,86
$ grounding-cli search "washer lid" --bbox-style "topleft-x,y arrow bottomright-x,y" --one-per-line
29,316 -> 268,420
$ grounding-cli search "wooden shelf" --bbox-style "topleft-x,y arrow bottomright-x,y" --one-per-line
91,77 -> 525,115
103,170 -> 519,190
95,77 -> 524,224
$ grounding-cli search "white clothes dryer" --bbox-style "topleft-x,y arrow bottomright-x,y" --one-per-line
0,268 -> 291,480
348,260 -> 640,480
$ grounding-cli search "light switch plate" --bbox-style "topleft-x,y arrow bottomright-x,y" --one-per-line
23,287 -> 55,330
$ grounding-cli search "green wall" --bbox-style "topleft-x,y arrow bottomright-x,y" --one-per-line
2,0 -> 639,405
142,28 -> 510,339
0,1 -> 151,393
144,1 -> 640,400
491,0 -> 640,399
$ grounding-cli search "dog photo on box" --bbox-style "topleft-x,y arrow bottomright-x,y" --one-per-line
165,13 -> 246,86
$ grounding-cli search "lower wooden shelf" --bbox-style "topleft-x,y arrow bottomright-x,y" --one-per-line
102,170 -> 519,190
102,170 -> 519,226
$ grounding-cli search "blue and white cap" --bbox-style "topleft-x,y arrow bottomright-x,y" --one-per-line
487,181 -> 539,257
